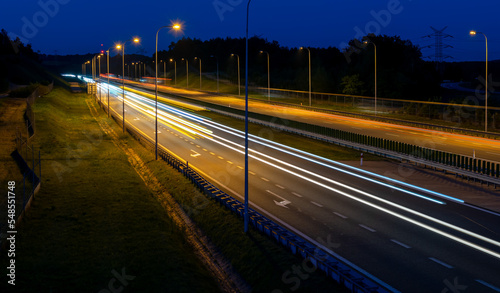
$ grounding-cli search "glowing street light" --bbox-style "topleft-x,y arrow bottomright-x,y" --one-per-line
170,59 -> 177,85
300,47 -> 312,106
117,37 -> 140,133
231,53 -> 240,96
259,50 -> 270,101
470,30 -> 489,132
363,40 -> 377,115
155,22 -> 182,160
182,58 -> 189,89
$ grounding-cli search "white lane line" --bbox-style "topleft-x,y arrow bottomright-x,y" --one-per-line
333,212 -> 347,219
476,279 -> 500,292
429,257 -> 453,269
266,189 -> 292,208
311,201 -> 323,208
275,184 -> 285,189
249,171 -> 256,175
292,192 -> 303,198
391,239 -> 411,249
359,224 -> 376,232
261,177 -> 269,182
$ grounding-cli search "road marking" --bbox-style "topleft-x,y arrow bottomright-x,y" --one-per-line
476,279 -> 500,292
217,156 -> 224,160
190,150 -> 201,158
391,239 -> 411,249
275,184 -> 285,189
237,165 -> 244,170
196,145 -> 200,148
209,152 -> 215,156
266,190 -> 291,208
134,117 -> 140,120
249,171 -> 256,175
429,257 -> 453,269
311,201 -> 323,207
227,161 -> 233,164
154,131 -> 161,133
261,177 -> 269,182
202,148 -> 208,152
359,224 -> 376,232
190,142 -> 194,145
333,212 -> 347,219
292,192 -> 303,198
184,139 -> 189,142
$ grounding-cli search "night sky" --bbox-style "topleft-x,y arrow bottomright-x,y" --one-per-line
1,0 -> 499,61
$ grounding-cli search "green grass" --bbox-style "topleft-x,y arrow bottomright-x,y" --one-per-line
0,87 -> 220,292
0,86 -> 347,292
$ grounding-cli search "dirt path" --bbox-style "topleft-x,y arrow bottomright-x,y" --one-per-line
85,98 -> 251,293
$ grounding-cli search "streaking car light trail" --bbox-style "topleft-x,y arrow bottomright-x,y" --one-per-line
95,81 -> 500,259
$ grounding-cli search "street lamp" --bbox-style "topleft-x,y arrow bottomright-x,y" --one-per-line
116,37 -> 140,133
470,30 -> 489,132
194,57 -> 202,89
182,58 -> 189,88
210,55 -> 219,93
231,53 -> 241,96
300,47 -> 312,107
259,50 -> 270,101
363,40 -> 377,115
155,23 -> 182,160
170,59 -> 177,86
105,46 -> 115,118
98,54 -> 102,103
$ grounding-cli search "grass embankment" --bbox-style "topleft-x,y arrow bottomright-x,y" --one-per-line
0,87 -> 219,292
0,87 -> 346,292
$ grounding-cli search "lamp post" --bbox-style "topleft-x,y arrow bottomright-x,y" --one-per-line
170,59 -> 177,86
300,47 -> 311,107
363,40 -> 377,115
117,38 -> 140,133
470,30 -> 488,132
194,57 -> 202,89
98,54 -> 102,103
210,55 -> 219,93
260,50 -> 270,101
155,23 -> 181,160
106,46 -> 114,118
231,53 -> 241,96
182,58 -> 189,88
243,0 -> 252,233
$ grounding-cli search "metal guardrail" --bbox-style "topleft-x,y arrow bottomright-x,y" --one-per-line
250,96 -> 500,140
208,107 -> 500,188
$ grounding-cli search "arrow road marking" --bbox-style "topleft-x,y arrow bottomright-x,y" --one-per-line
267,190 -> 291,208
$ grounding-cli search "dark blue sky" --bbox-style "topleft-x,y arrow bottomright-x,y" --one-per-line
1,0 -> 498,61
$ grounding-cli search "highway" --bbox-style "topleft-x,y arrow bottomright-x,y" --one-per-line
97,81 -> 500,292
128,81 -> 500,164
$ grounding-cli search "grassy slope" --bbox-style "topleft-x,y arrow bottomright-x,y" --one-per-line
0,88 -> 220,292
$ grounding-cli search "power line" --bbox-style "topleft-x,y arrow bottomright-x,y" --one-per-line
422,26 -> 453,71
